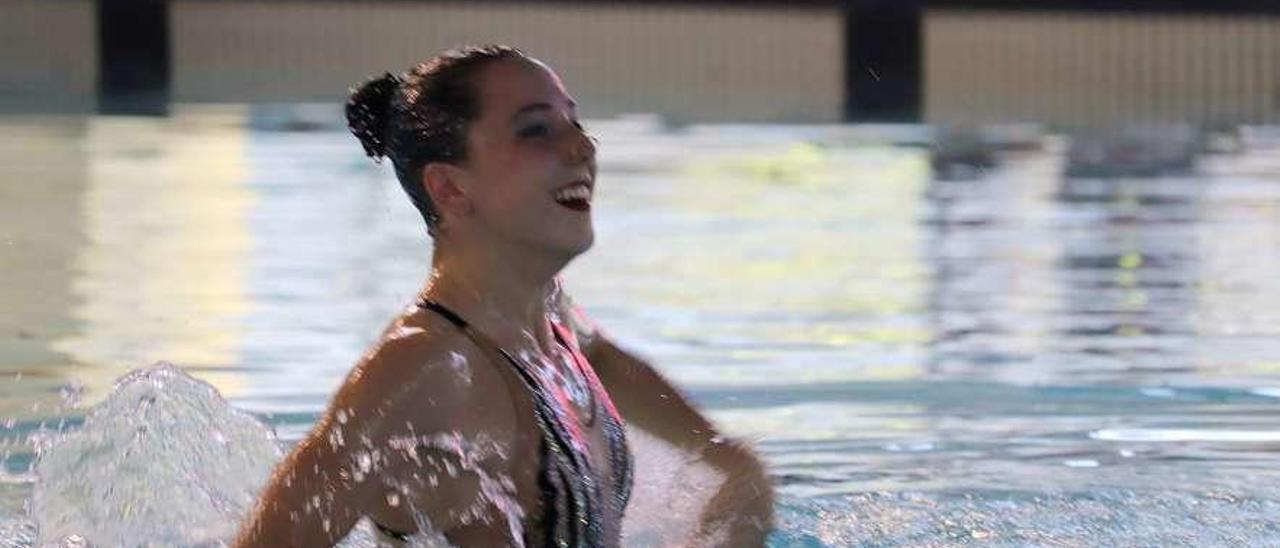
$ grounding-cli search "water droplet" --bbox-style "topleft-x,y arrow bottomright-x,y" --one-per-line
448,351 -> 472,384
387,492 -> 401,507
358,452 -> 373,473
328,428 -> 345,448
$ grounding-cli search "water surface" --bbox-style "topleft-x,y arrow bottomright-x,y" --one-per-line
3,107 -> 1280,545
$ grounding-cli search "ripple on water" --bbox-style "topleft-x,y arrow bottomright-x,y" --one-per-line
771,489 -> 1280,547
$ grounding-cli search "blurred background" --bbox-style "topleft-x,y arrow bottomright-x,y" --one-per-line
4,1 -> 1280,545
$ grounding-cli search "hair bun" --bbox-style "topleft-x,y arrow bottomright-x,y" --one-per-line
346,72 -> 400,159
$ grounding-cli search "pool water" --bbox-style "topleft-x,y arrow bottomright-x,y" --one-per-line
3,106 -> 1280,546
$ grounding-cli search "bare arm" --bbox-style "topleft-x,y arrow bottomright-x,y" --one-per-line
234,329 -> 526,547
233,410 -> 370,547
588,336 -> 775,546
550,284 -> 775,545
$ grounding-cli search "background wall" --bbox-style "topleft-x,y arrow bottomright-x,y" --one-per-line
170,1 -> 845,123
4,1 -> 1280,125
925,9 -> 1280,127
0,0 -> 97,111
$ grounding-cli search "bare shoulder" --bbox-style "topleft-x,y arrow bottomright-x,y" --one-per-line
329,309 -> 521,445
287,308 -> 542,538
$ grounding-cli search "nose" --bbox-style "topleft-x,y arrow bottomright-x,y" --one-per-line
564,124 -> 596,164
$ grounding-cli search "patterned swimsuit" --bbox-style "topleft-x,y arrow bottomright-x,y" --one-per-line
374,299 -> 634,547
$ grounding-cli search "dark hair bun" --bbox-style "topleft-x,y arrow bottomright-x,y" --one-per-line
346,72 -> 400,159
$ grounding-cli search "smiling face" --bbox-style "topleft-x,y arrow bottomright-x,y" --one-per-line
445,57 -> 597,261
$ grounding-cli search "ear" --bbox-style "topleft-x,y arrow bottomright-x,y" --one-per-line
421,162 -> 472,220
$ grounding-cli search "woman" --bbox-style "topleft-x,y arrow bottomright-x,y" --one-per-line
234,44 -> 774,547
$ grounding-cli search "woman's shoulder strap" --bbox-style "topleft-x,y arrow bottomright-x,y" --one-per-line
418,298 -> 470,329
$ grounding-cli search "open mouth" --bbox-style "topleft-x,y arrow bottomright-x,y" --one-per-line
553,182 -> 592,212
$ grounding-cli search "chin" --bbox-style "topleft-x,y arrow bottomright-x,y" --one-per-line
529,230 -> 594,264
563,230 -> 595,258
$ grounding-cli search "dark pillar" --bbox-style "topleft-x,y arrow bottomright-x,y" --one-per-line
844,0 -> 922,122
98,0 -> 169,115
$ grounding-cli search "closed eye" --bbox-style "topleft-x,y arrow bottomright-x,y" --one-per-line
518,123 -> 551,138
519,120 -> 591,139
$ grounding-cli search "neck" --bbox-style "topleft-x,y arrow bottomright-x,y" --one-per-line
421,236 -> 567,352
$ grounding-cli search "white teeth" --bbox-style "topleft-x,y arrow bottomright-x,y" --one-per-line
553,184 -> 592,203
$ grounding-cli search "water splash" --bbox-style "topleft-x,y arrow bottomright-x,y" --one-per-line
622,427 -> 726,546
15,364 -> 540,547
32,363 -> 282,546
9,364 -> 1275,546
380,431 -> 525,546
5,362 -> 740,546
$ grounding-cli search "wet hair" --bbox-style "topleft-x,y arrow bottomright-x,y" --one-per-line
346,44 -> 529,234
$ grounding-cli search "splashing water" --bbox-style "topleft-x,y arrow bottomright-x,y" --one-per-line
31,363 -> 282,546
33,362 -> 1276,548
5,364 -> 728,547
621,428 -> 724,545
13,363 -> 1280,546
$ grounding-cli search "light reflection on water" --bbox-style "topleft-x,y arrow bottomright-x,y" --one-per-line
3,106 -> 1280,544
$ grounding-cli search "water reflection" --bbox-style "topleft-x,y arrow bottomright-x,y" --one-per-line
922,142 -> 1064,383
49,107 -> 254,399
0,117 -> 90,416
1049,175 -> 1201,382
232,105 -> 431,410
565,125 -> 933,387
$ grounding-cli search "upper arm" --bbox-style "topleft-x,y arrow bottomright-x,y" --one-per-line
361,337 -> 528,537
546,280 -> 704,441
554,286 -> 776,538
585,334 -> 720,451
586,328 -> 777,538
234,408 -> 374,546
236,329 -> 525,546
561,294 -> 766,471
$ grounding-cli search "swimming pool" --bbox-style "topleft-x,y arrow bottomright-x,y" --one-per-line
3,106 -> 1280,546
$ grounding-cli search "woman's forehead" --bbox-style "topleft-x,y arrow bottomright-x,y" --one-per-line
477,59 -> 575,116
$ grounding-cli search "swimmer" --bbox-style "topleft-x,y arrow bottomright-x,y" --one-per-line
233,45 -> 774,547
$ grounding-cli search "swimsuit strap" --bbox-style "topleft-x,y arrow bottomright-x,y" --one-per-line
417,298 -> 604,547
418,299 -> 471,329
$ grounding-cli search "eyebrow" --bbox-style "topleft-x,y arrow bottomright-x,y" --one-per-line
510,100 -> 578,122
